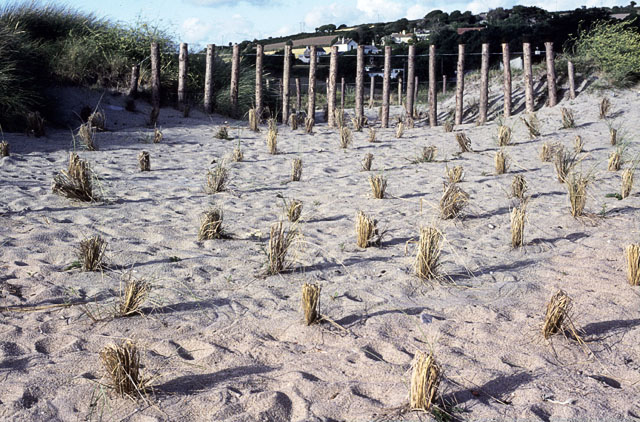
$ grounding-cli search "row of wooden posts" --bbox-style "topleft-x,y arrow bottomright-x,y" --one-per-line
140,41 -> 577,128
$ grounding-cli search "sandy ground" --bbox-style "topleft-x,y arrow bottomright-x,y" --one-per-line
2,77 -> 640,421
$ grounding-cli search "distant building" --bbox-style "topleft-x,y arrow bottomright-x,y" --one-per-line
363,42 -> 380,54
334,37 -> 358,52
415,30 -> 431,41
456,27 -> 485,35
264,34 -> 335,56
390,30 -> 414,44
298,46 -> 328,63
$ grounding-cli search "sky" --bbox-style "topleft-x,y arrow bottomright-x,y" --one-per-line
30,0 -> 631,47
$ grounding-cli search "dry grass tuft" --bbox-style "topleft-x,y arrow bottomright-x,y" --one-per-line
305,117 -> 314,134
396,121 -> 405,138
510,204 -> 526,248
291,158 -> 302,181
626,244 -> 640,286
334,108 -> 345,128
301,283 -> 321,325
285,199 -> 303,222
495,149 -> 508,174
440,183 -> 469,219
511,175 -> 527,200
232,144 -> 244,162
205,163 -> 228,194
610,127 -> 618,146
522,113 -> 540,138
266,221 -> 299,275
89,109 -> 106,131
566,171 -> 591,217
600,96 -> 611,119
79,235 -> 107,271
455,132 -> 472,153
77,122 -> 97,150
414,225 -> 443,279
561,107 -> 575,129
0,141 -> 9,157
362,153 -> 373,171
608,149 -> 622,171
554,148 -> 580,183
153,126 -> 163,144
100,340 -> 148,399
497,125 -> 512,146
138,151 -> 150,171
443,120 -> 454,133
355,210 -> 383,248
351,115 -> 367,132
198,208 -> 225,240
542,290 -> 571,339
289,113 -> 298,130
369,174 -> 387,199
248,108 -> 259,132
118,275 -> 151,317
574,135 -> 584,153
367,127 -> 376,143
410,350 -> 441,411
622,168 -> 634,199
26,111 -> 45,137
266,124 -> 278,155
413,146 -> 437,163
339,126 -> 353,148
52,152 -> 95,201
445,165 -> 464,184
215,126 -> 232,140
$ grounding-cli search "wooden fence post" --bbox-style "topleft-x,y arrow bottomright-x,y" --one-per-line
204,44 -> 215,113
502,42 -> 511,118
128,65 -> 139,98
328,46 -> 338,127
478,43 -> 489,125
406,44 -> 415,117
429,44 -> 437,127
568,61 -> 576,99
355,45 -> 364,121
295,77 -> 301,111
369,75 -> 375,108
340,77 -> 345,110
455,44 -> 465,125
150,42 -> 160,126
178,42 -> 188,110
545,41 -> 557,107
523,42 -> 534,113
283,44 -> 291,124
382,45 -> 391,128
307,46 -> 317,121
255,44 -> 263,120
230,43 -> 239,118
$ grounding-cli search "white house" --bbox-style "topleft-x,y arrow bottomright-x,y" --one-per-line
334,37 -> 358,52
298,46 -> 328,63
363,42 -> 380,54
415,30 -> 430,41
390,30 -> 414,44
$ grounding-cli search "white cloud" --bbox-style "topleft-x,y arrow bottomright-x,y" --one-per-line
185,0 -> 271,6
304,3 -> 360,30
406,4 -> 430,19
181,17 -> 213,44
356,0 -> 405,21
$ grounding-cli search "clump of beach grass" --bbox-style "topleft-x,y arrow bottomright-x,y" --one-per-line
396,121 -> 405,138
443,120 -> 454,133
600,96 -> 611,119
266,124 -> 278,154
0,141 -> 8,157
414,225 -> 443,279
367,127 -> 376,142
369,174 -> 387,199
495,149 -> 508,174
89,109 -> 106,131
100,340 -> 149,399
289,113 -> 298,130
248,108 -> 259,132
26,111 -> 45,137
566,171 -> 592,217
622,167 -> 634,198
232,143 -> 243,162
540,142 -> 554,162
511,175 -> 527,200
355,210 -> 383,248
215,126 -> 232,140
205,163 -> 228,194
76,122 -> 97,151
410,350 -> 441,411
440,183 -> 469,219
339,126 -> 353,148
413,146 -> 437,163
574,135 -> 584,153
554,148 -> 580,183
301,283 -> 321,325
542,290 -> 572,339
351,115 -> 367,132
291,158 -> 302,181
455,132 -> 472,153
561,107 -> 576,129
626,244 -> 640,286
610,126 -> 618,146
445,165 -> 464,184
497,125 -> 512,146
78,235 -> 107,271
305,117 -> 314,134
117,275 -> 150,317
362,153 -> 373,171
510,203 -> 526,248
284,199 -> 303,222
608,149 -> 622,171
522,113 -> 540,138
52,152 -> 95,201
266,221 -> 299,275
153,126 -> 163,144
138,151 -> 150,171
198,208 -> 225,240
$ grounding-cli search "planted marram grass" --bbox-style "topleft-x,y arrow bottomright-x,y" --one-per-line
52,152 -> 95,202
367,127 -> 376,142
574,135 -> 584,153
440,183 -> 469,219
301,283 -> 321,325
101,340 -> 148,399
355,211 -> 383,248
414,225 -> 443,279
266,125 -> 278,154
285,199 -> 302,222
89,109 -> 106,131
206,163 -> 228,194
362,153 -> 373,171
410,351 -> 441,411
289,113 -> 298,130
542,290 -> 572,339
232,144 -> 244,162
610,127 -> 618,146
79,235 -> 107,271
495,149 -> 508,174
215,126 -> 232,140
266,221 -> 299,275
248,108 -> 259,132
445,165 -> 463,184
77,122 -> 97,150
561,107 -> 576,129
413,146 -> 437,163
443,120 -> 454,133
339,126 -> 352,148
153,126 -> 163,143
540,142 -> 554,162
369,174 -> 387,199
351,115 -> 367,131
622,168 -> 634,198
511,175 -> 527,200
522,113 -> 540,138
554,148 -> 580,182
566,171 -> 592,217
608,149 -> 622,171
198,208 -> 225,240
291,158 -> 302,181
600,96 -> 611,119
626,244 -> 640,286
510,204 -> 526,248
455,132 -> 472,153
26,111 -> 45,137
396,121 -> 404,138
497,125 -> 512,146
118,275 -> 150,317
0,141 -> 8,157
305,117 -> 314,134
138,151 -> 150,171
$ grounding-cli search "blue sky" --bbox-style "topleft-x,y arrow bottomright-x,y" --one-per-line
37,0 -> 630,46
